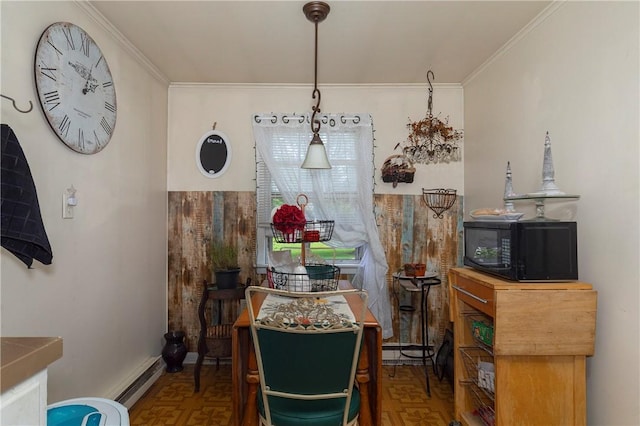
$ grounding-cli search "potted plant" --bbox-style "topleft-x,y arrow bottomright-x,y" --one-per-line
210,240 -> 240,289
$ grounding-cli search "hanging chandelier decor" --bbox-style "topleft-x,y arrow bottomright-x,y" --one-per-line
301,1 -> 332,169
396,70 -> 464,165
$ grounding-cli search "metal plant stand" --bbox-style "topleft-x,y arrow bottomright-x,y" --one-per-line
393,272 -> 441,397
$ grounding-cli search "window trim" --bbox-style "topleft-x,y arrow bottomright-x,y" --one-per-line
254,113 -> 373,274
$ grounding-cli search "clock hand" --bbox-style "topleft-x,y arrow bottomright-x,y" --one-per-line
82,64 -> 93,95
68,61 -> 97,94
69,61 -> 90,79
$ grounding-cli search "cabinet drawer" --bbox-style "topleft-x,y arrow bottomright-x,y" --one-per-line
452,275 -> 494,317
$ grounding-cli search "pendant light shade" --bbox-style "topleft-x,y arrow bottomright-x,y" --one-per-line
301,133 -> 331,169
301,1 -> 331,169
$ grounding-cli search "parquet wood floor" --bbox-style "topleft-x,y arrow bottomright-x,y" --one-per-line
129,364 -> 454,425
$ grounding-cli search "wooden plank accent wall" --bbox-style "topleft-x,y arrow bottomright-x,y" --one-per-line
374,193 -> 462,347
168,192 -> 258,351
168,191 -> 461,352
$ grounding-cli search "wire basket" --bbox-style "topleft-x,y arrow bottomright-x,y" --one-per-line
460,346 -> 495,397
465,383 -> 496,426
465,314 -> 494,348
460,346 -> 495,426
460,346 -> 494,381
271,220 -> 335,243
267,264 -> 340,292
422,188 -> 457,219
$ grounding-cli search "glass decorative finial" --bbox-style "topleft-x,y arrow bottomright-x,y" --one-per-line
540,132 -> 564,195
503,161 -> 516,212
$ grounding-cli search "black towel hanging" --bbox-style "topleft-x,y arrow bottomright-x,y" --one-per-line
1,124 -> 53,267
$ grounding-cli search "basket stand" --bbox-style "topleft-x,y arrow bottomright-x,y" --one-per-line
270,194 -> 335,266
297,194 -> 311,265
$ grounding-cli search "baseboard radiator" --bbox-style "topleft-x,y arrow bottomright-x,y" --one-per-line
112,347 -> 430,407
115,357 -> 164,409
382,343 -> 435,366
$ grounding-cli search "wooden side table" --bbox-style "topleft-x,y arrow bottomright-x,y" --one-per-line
194,280 -> 246,392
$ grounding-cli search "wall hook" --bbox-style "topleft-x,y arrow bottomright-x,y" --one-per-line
212,122 -> 217,130
1,94 -> 33,113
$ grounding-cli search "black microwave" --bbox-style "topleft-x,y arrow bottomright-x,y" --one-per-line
463,221 -> 578,281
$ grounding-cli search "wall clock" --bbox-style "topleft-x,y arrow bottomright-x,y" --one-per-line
34,22 -> 117,154
196,130 -> 232,178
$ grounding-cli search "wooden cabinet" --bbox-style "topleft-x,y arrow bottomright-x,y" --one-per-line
194,281 -> 246,392
1,337 -> 62,426
448,268 -> 597,426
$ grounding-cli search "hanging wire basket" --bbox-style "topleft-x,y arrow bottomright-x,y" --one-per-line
270,220 -> 335,244
422,188 -> 457,219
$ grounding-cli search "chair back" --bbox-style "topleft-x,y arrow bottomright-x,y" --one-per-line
245,286 -> 368,426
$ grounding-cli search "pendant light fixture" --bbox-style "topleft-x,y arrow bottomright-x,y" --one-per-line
301,1 -> 332,169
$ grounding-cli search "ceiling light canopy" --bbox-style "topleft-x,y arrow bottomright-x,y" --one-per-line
301,1 -> 331,169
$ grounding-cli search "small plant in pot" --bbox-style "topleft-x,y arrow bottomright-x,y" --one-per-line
210,240 -> 240,289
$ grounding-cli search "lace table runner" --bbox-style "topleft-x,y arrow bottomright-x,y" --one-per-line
257,294 -> 356,329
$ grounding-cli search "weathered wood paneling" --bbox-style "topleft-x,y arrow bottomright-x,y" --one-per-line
235,192 -> 258,283
168,191 -> 256,352
167,192 -> 212,350
168,191 -> 460,352
374,194 -> 461,347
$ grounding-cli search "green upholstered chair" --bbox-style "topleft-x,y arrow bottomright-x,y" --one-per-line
245,286 -> 368,426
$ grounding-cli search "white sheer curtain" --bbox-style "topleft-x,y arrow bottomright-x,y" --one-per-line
253,112 -> 393,339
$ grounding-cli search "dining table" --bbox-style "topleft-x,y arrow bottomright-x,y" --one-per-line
231,280 -> 382,426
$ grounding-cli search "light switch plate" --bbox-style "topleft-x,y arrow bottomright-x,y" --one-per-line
63,193 -> 73,219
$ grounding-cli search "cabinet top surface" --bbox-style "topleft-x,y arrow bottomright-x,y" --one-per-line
450,267 -> 593,290
1,337 -> 63,392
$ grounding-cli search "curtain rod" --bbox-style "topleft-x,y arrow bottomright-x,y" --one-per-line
253,113 -> 362,124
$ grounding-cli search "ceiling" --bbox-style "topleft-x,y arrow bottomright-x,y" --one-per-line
88,1 -> 551,85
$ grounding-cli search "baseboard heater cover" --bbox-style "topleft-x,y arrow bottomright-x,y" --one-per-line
382,343 -> 435,366
115,358 -> 164,409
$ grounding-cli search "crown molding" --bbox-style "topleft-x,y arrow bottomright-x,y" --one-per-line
462,1 -> 566,86
74,0 -> 169,86
169,82 -> 462,90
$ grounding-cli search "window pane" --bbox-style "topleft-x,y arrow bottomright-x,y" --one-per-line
270,196 -> 359,262
255,113 -> 373,269
272,241 -> 358,262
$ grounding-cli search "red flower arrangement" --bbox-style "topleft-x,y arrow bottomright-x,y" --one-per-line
272,204 -> 306,235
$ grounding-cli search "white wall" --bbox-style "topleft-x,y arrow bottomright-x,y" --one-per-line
0,2 -> 168,403
464,2 -> 639,424
168,84 -> 464,195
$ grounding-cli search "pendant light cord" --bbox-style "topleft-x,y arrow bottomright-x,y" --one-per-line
311,20 -> 322,135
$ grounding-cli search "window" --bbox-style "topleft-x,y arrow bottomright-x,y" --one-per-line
254,113 -> 374,274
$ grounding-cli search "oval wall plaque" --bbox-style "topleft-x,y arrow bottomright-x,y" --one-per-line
196,130 -> 231,178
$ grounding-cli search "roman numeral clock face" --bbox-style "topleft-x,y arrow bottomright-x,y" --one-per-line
35,22 -> 117,154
